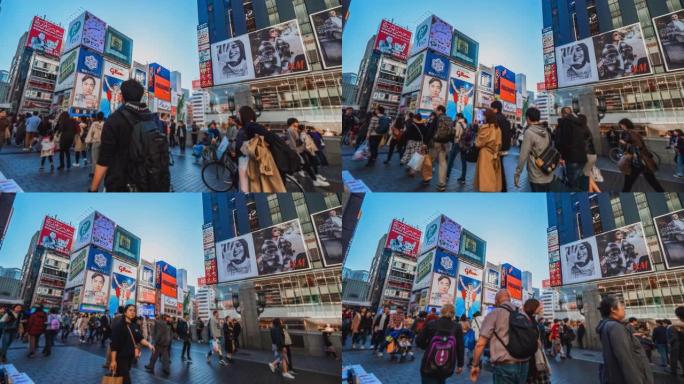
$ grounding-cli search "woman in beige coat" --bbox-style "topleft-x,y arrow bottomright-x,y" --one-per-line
474,109 -> 502,192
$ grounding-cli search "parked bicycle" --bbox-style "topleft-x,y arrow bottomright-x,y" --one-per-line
609,143 -> 661,169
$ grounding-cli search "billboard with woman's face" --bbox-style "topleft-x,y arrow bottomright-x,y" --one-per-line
555,38 -> 599,87
215,233 -> 258,283
428,273 -> 456,307
560,237 -> 602,285
72,73 -> 101,110
211,35 -> 255,85
248,19 -> 309,79
654,209 -> 684,269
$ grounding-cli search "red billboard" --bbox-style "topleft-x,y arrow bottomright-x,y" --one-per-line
385,219 -> 422,258
39,216 -> 75,255
494,66 -> 516,104
541,279 -> 550,289
374,20 -> 412,61
536,82 -> 546,92
26,16 -> 65,58
500,263 -> 522,300
544,64 -> 558,90
204,259 -> 218,285
161,273 -> 177,298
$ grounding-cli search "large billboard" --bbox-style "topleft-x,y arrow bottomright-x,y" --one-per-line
156,261 -> 178,298
446,64 -> 475,125
148,63 -> 172,101
403,51 -> 427,94
375,19 -> 412,61
55,49 -> 79,93
100,61 -> 130,118
413,249 -> 436,291
459,229 -> 486,266
418,75 -> 448,111
494,66 -> 516,104
72,72 -> 101,110
215,233 -> 258,283
595,223 -> 653,278
560,237 -> 602,285
433,248 -> 458,277
253,219 -> 310,276
248,19 -> 309,79
26,16 -> 65,58
653,10 -> 684,72
500,263 -> 522,300
555,37 -> 604,87
81,270 -> 109,312
64,12 -> 107,54
592,23 -> 652,81
411,15 -> 453,57
451,29 -> 479,69
424,51 -> 451,80
211,35 -> 256,85
654,209 -> 684,269
65,247 -> 88,290
112,226 -> 141,264
422,216 -> 441,253
85,246 -> 113,275
77,48 -> 104,78
385,219 -> 422,258
92,211 -> 116,251
103,27 -> 133,66
428,273 -> 456,307
39,216 -> 75,255
437,216 -> 462,255
310,6 -> 343,68
311,207 -> 344,267
456,263 -> 483,318
108,259 -> 137,315
197,23 -> 213,88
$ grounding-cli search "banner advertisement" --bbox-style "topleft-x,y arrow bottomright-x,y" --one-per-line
456,263 -> 483,318
485,265 -> 499,287
74,213 -> 95,252
160,295 -> 178,316
248,19 -> 309,79
138,286 -> 155,303
103,27 -> 133,65
26,16 -> 65,57
108,270 -> 137,314
592,23 -> 652,81
544,63 -> 558,90
556,38 -> 599,87
202,223 -> 215,248
140,265 -> 154,287
205,259 -> 218,285
447,64 -> 475,125
148,63 -> 172,101
549,260 -> 562,287
55,50 -> 78,92
403,51 -> 427,94
100,61 -> 130,118
92,212 -> 115,251
385,219 -> 422,258
138,303 -> 155,319
542,27 -> 555,53
414,250 -> 435,291
560,237 -> 602,285
253,219 -> 310,276
479,72 -> 493,92
547,227 -> 560,253
85,246 -> 113,275
310,6 -> 343,68
429,273 -> 456,307
113,226 -> 141,263
72,72 -> 101,110
39,216 -> 75,255
451,29 -> 479,69
596,223 -> 653,278
418,76 -> 448,111
216,233 -> 258,283
424,51 -> 450,80
76,48 -> 104,78
433,248 -> 458,277
422,216 -> 440,253
211,35 -> 256,85
411,17 -> 431,55
132,66 -> 147,89
311,207 -> 344,267
437,215 -> 462,255
494,66 -> 516,104
375,19 -> 412,61
65,248 -> 87,289
428,16 -> 453,56
200,61 -> 214,88
654,209 -> 684,269
204,247 -> 216,261
82,270 -> 109,309
500,263 -> 522,300
197,23 -> 209,48
111,258 -> 136,278
483,286 -> 498,305
64,12 -> 86,54
459,229 -> 486,265
653,10 -> 684,72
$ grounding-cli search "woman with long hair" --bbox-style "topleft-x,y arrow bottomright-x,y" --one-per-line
618,118 -> 664,192
55,112 -> 76,170
474,108 -> 502,192
384,115 -> 405,164
400,113 -> 424,168
85,112 -> 105,178
523,299 -> 550,384
237,105 -> 286,192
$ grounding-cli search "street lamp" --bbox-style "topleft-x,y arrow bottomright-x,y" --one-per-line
575,290 -> 584,315
572,96 -> 580,114
597,96 -> 607,122
253,92 -> 263,117
231,292 -> 241,314
256,290 -> 266,316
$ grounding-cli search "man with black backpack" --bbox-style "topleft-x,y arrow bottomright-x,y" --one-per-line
366,106 -> 390,166
555,107 -> 588,190
90,79 -> 171,192
432,105 -> 454,192
415,304 -> 464,384
514,107 -> 556,191
491,101 -> 513,192
470,289 -> 538,383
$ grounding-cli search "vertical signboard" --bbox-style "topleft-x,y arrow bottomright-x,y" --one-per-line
197,23 -> 214,88
547,227 -> 562,287
542,27 -> 558,90
310,6 -> 343,68
455,263 -> 483,318
446,64 -> 475,125
108,259 -> 137,315
202,223 -> 218,284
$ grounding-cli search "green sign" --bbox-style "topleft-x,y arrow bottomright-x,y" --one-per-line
113,226 -> 141,263
415,250 -> 434,288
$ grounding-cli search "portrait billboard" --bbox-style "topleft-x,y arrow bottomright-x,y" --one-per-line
653,10 -> 684,72
72,72 -> 101,110
385,219 -> 422,258
85,246 -> 113,275
374,19 -> 412,61
500,263 -> 522,300
92,211 -> 116,251
429,273 -> 456,307
424,51 -> 450,80
81,270 -> 109,310
413,249 -> 435,291
253,219 -> 310,276
418,76 -> 448,111
311,207 -> 344,267
100,61 -> 130,118
39,216 -> 75,255
557,38 -> 601,87
654,209 -> 684,269
26,16 -> 65,57
77,48 -> 104,78
595,223 -> 653,278
592,23 -> 652,81
421,216 -> 440,253
433,248 -> 458,277
559,237 -> 602,285
459,229 -> 486,266
447,64 -> 475,125
103,27 -> 133,65
55,49 -> 78,93
451,29 -> 479,69
74,212 -> 95,251
148,63 -> 171,101
456,263 -> 483,318
494,66 -> 516,104
211,35 -> 256,85
310,6 -> 343,68
248,19 -> 309,79
65,247 -> 87,290
403,51 -> 426,94
437,215 -> 462,255
112,226 -> 141,264
215,233 -> 258,283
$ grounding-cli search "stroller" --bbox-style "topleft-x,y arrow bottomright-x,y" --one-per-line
386,328 -> 415,362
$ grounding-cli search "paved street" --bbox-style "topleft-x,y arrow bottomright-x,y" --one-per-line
0,145 -> 341,192
2,335 -> 338,383
342,145 -> 684,192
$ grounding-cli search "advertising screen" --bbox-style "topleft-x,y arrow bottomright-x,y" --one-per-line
39,216 -> 75,255
592,23 -> 652,81
132,65 -> 147,89
654,209 -> 684,269
437,215 -> 462,255
418,76 -> 448,111
100,61 -> 130,118
112,226 -> 141,264
428,273 -> 456,307
141,265 -> 154,287
148,63 -> 172,101
424,51 -> 450,80
456,263 -> 483,318
459,229 -> 486,265
211,35 -> 256,85
595,223 -> 653,278
479,72 -> 493,92
215,233 -> 258,283
451,29 -> 479,68
92,212 -> 115,251
544,63 -> 558,90
428,16 -> 453,56
64,12 -> 86,54
485,265 -> 500,287
555,37 -> 599,87
108,259 -> 137,315
104,27 -> 133,65
403,51 -> 427,94
82,270 -> 109,309
77,48 -> 104,78
411,16 -> 431,55
138,303 -> 155,318
248,19 -> 309,79
85,246 -> 113,275
310,6 -> 343,68
55,49 -> 78,93
385,219 -> 422,258
65,247 -> 87,290
494,66 -> 516,104
157,262 -> 178,298
311,207 -> 344,267
374,19 -> 412,61
433,248 -> 458,277
139,286 -> 156,303
653,10 -> 684,72
26,16 -> 65,57
253,219 -> 310,276
74,212 -> 95,254
72,72 -> 101,110
560,237 -> 602,285
421,216 -> 440,253
205,259 -> 218,285
81,12 -> 107,53
413,249 -> 435,291
447,64 -> 475,125
500,263 -> 522,300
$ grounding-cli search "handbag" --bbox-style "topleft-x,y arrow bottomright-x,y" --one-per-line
591,166 -> 604,183
126,324 -> 140,359
464,146 -> 479,163
283,329 -> 292,346
407,151 -> 425,172
101,373 -> 123,384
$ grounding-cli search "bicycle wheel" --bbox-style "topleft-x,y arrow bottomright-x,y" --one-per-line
609,148 -> 623,163
202,161 -> 234,192
284,174 -> 305,193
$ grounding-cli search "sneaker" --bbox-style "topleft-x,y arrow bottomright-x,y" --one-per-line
316,174 -> 328,181
268,362 -> 276,373
352,344 -> 357,349
218,359 -> 228,366
289,370 -> 298,375
376,352 -> 383,357
282,372 -> 295,380
313,179 -> 330,187
298,171 -> 306,178
73,163 -> 80,168
359,345 -> 365,350
674,174 -> 684,179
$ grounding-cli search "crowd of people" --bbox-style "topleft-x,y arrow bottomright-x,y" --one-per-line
343,101 -> 676,192
343,290 -> 684,384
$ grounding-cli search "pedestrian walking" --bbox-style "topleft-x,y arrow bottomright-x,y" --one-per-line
523,299 -> 551,384
669,308 -> 684,377
24,111 -> 40,151
73,117 -> 88,167
652,320 -> 668,368
372,306 -> 391,355
577,321 -> 586,349
168,118 -> 177,148
596,295 -> 654,384
384,116 -> 405,164
561,318 -> 575,359
103,307 -> 125,369
432,105 -> 455,192
0,304 -> 23,363
672,130 -> 684,178
322,324 -> 338,359
268,318 -> 294,380
109,304 -> 154,384
222,316 -> 235,364
37,116 -> 55,171
401,113 -> 426,172
555,107 -> 588,190
491,101 -> 512,191
354,112 -> 371,152
474,108 -> 503,192
87,313 -> 99,343
366,106 -> 390,166
100,310 -> 112,347
176,121 -> 187,152
618,118 -> 664,192
307,125 -> 329,166
514,107 -> 555,192
60,311 -> 71,342
145,314 -> 172,375
177,314 -> 192,362
196,318 -> 205,343
206,310 -> 226,365
342,308 -> 351,347
415,303 -> 464,384
191,121 -> 199,145
578,114 -> 601,192
233,319 -> 241,351
286,118 -> 329,187
43,308 -> 60,356
85,112 -> 104,178
445,113 -> 466,181
26,304 -> 46,358
55,112 -> 76,171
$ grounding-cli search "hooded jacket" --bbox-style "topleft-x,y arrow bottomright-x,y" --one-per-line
596,318 -> 654,384
515,123 -> 555,185
554,115 -> 588,164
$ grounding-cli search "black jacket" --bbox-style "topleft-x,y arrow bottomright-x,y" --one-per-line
57,119 -> 76,148
554,115 -> 588,163
110,320 -> 143,359
270,325 -> 285,349
496,112 -> 512,151
404,120 -> 423,142
98,102 -> 155,191
416,317 -> 465,373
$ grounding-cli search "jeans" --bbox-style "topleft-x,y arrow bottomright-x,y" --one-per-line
671,346 -> 684,375
44,329 -> 56,354
182,336 -> 191,359
59,149 -> 71,169
446,144 -> 460,179
0,330 -> 17,360
433,142 -> 450,188
564,162 -> 586,190
352,330 -> 367,346
623,169 -> 664,192
501,156 -> 508,192
367,135 -> 382,164
90,142 -> 101,174
530,182 -> 551,192
676,154 -> 684,176
40,156 -> 53,166
421,375 -> 446,384
492,362 -> 529,384
655,343 -> 668,366
386,139 -> 399,162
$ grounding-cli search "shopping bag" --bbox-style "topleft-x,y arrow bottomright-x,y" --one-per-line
421,152 -> 433,181
406,152 -> 424,172
591,166 -> 604,183
352,143 -> 369,161
216,136 -> 230,160
101,373 -> 123,384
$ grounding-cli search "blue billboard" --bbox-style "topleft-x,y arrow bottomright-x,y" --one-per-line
76,48 -> 104,78
433,248 -> 458,277
423,51 -> 450,80
85,246 -> 113,275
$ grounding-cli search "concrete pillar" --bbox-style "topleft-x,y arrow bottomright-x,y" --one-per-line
578,91 -> 603,155
581,285 -> 603,350
239,282 -> 262,350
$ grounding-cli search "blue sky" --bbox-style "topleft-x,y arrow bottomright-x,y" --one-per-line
0,0 -> 199,89
0,193 -> 205,285
343,0 -> 545,89
345,193 -> 550,288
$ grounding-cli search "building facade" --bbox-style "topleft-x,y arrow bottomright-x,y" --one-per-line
19,231 -> 69,308
191,90 -> 210,127
0,267 -> 21,299
341,72 -> 358,107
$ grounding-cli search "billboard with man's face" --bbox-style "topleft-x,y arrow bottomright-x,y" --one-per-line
654,209 -> 684,269
385,219 -> 422,258
595,223 -> 653,278
72,73 -> 101,110
253,219 -> 310,276
456,263 -> 483,318
311,207 -> 344,267
592,23 -> 652,81
248,19 -> 309,79
310,6 -> 343,68
653,10 -> 684,72
81,270 -> 109,312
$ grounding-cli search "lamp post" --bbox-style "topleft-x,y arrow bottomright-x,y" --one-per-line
228,95 -> 236,114
256,290 -> 266,316
597,96 -> 607,122
231,292 -> 241,314
575,290 -> 584,315
254,92 -> 263,117
572,96 -> 580,114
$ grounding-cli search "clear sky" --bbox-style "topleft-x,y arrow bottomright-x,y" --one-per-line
0,0 -> 199,89
345,193 -> 550,288
0,193 -> 205,286
343,0 -> 545,89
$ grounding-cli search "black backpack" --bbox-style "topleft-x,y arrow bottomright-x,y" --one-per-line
498,116 -> 512,151
530,127 -> 561,175
420,322 -> 458,379
492,306 -> 538,360
375,116 -> 391,135
121,109 -> 171,192
263,130 -> 302,175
